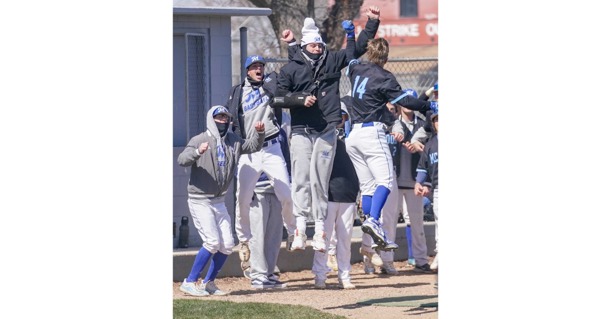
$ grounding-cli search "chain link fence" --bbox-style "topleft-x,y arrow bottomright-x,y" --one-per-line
263,57 -> 438,97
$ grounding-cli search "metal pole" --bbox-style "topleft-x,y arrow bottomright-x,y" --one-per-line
240,27 -> 247,80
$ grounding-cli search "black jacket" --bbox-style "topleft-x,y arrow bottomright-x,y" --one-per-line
275,18 -> 380,133
328,136 -> 359,203
417,133 -> 438,190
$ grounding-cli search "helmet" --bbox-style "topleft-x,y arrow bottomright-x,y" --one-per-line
402,88 -> 418,99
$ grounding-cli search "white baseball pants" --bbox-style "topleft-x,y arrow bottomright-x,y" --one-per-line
312,201 -> 355,282
187,196 -> 235,255
234,141 -> 294,242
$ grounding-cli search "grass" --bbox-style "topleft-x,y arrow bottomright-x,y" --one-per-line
174,299 -> 346,319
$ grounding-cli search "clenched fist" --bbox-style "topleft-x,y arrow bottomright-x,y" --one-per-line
281,29 -> 295,43
254,121 -> 265,132
198,142 -> 209,154
366,6 -> 380,20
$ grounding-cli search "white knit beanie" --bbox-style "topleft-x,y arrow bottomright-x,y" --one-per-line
300,17 -> 325,47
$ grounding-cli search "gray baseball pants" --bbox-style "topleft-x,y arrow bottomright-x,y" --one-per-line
248,188 -> 284,281
290,128 -> 337,234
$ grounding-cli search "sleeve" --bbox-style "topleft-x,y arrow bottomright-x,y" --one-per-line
410,125 -> 430,144
415,143 -> 430,183
383,75 -> 431,113
287,44 -> 299,61
390,119 -> 404,135
240,130 -> 265,154
177,136 -> 203,167
354,18 -> 380,58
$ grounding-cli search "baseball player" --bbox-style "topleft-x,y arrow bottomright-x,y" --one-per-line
247,170 -> 290,289
273,8 -> 381,252
312,106 -> 359,289
415,99 -> 439,273
344,38 -> 437,251
225,55 -> 296,269
393,88 -> 436,273
177,105 -> 265,297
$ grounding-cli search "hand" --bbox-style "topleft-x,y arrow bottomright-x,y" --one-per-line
254,121 -> 265,132
425,86 -> 435,97
341,20 -> 355,33
414,183 -> 425,196
410,141 -> 425,153
281,29 -> 295,43
422,186 -> 430,197
198,142 -> 209,154
390,132 -> 404,143
304,95 -> 317,107
366,6 -> 380,20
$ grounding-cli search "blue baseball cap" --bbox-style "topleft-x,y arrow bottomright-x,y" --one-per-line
244,55 -> 265,69
433,82 -> 438,91
402,88 -> 418,99
212,106 -> 231,118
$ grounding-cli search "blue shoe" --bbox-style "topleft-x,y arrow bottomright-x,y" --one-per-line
361,218 -> 386,247
269,277 -> 288,289
251,277 -> 276,289
408,258 -> 416,266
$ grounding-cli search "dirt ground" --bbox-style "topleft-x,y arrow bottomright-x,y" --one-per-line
173,260 -> 438,319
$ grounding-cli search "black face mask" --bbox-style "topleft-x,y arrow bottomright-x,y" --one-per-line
303,49 -> 322,61
216,122 -> 229,137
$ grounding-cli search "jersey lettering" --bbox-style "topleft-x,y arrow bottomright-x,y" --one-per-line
352,76 -> 369,100
429,152 -> 438,164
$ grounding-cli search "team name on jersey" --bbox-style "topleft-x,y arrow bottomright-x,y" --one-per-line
243,89 -> 270,113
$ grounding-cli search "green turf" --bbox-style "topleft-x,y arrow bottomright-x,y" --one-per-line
174,299 -> 347,319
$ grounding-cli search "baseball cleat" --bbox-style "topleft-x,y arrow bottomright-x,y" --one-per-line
269,277 -> 288,289
430,254 -> 438,270
380,262 -> 399,275
338,279 -> 356,289
361,218 -> 388,247
311,232 -> 327,252
179,279 -> 209,297
251,278 -> 277,289
413,263 -> 433,274
359,247 -> 383,267
314,278 -> 326,289
290,231 -> 307,251
327,254 -> 338,271
203,280 -> 229,296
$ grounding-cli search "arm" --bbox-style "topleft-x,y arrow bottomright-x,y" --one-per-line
354,6 -> 381,58
240,121 -> 266,154
385,77 -> 433,113
177,136 -> 208,167
281,29 -> 300,61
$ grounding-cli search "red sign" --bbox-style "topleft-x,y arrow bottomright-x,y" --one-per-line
354,19 -> 438,46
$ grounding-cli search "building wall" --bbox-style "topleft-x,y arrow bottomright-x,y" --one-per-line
173,14 -> 235,248
329,0 -> 438,48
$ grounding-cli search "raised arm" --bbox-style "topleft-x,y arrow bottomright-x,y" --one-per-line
354,6 -> 381,58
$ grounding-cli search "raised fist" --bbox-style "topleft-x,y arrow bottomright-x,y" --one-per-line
366,6 -> 380,20
281,29 -> 295,43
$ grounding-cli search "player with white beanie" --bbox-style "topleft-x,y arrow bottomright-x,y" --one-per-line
273,6 -> 382,256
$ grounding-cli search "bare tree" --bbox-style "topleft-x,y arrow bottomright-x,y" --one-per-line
249,0 -> 364,55
320,0 -> 364,51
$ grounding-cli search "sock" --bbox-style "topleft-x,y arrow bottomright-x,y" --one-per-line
361,195 -> 372,216
203,252 -> 229,283
369,186 -> 391,220
406,224 -> 413,259
186,247 -> 213,282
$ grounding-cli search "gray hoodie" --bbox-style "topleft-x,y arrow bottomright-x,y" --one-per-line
177,105 -> 264,198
